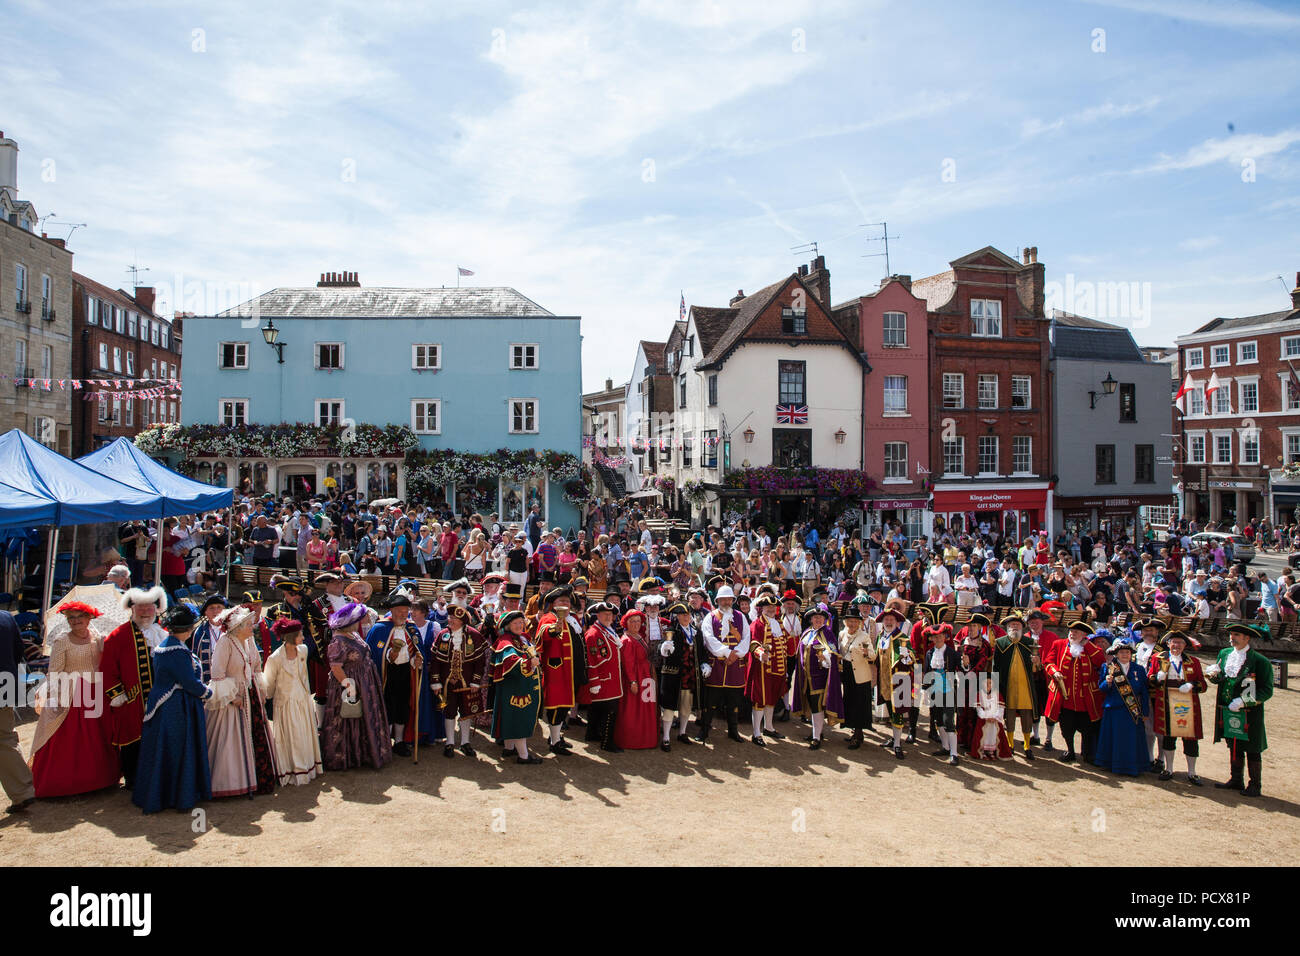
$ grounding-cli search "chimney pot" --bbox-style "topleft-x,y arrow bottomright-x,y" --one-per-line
605,378 -> 613,390
1031,246 -> 1038,263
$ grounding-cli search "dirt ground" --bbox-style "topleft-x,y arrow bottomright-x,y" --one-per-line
4,654 -> 1297,866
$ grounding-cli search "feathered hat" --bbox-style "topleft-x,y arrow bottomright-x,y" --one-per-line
121,586 -> 168,612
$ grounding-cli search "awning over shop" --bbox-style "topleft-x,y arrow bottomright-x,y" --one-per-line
931,487 -> 1048,513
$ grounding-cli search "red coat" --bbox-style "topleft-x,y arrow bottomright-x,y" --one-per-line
1043,638 -> 1105,721
1147,651 -> 1206,739
746,614 -> 788,707
536,611 -> 578,708
102,621 -> 155,748
579,623 -> 622,704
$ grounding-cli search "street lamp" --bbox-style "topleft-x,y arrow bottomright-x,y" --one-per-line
262,318 -> 286,364
743,427 -> 755,443
1088,371 -> 1117,409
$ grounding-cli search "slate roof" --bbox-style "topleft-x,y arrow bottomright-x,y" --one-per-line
1051,311 -> 1145,362
1191,310 -> 1292,335
216,287 -> 558,318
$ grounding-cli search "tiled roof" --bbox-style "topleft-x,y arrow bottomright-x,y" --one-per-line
696,277 -> 790,367
216,286 -> 558,318
1051,309 -> 1124,330
690,305 -> 738,356
639,340 -> 667,369
910,271 -> 955,310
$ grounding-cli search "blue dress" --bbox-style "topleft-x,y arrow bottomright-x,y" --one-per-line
1093,660 -> 1150,776
132,636 -> 213,814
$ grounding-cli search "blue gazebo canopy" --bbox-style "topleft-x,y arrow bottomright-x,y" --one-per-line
78,437 -> 233,517
0,429 -> 160,528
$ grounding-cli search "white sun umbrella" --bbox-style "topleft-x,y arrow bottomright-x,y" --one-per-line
43,584 -> 130,647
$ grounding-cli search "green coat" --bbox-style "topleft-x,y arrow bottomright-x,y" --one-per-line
992,634 -> 1040,717
1210,646 -> 1274,753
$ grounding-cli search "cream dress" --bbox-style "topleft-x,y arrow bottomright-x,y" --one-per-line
263,644 -> 323,785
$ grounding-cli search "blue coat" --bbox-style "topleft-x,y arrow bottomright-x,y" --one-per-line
1093,660 -> 1150,777
133,636 -> 212,814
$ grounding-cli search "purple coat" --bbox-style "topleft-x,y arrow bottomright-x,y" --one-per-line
793,629 -> 844,721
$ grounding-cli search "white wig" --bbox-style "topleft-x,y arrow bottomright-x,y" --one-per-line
121,586 -> 168,612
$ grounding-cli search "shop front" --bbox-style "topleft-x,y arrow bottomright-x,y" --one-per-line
1054,493 -> 1176,539
1269,472 -> 1300,526
930,483 -> 1051,543
1204,477 -> 1266,526
862,496 -> 927,543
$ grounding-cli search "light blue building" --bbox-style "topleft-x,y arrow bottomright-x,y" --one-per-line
178,277 -> 583,530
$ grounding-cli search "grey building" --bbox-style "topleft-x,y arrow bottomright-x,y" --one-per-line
1050,312 -> 1175,537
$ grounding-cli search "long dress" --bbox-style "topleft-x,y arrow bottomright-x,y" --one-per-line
490,635 -> 542,741
29,634 -> 120,797
263,644 -> 324,785
1093,660 -> 1150,776
133,636 -> 212,814
206,633 -> 281,797
615,632 -> 658,749
320,631 -> 392,770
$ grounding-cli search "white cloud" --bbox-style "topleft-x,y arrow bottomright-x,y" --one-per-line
1077,0 -> 1300,32
1177,236 -> 1220,252
1137,128 -> 1300,173
1021,97 -> 1160,140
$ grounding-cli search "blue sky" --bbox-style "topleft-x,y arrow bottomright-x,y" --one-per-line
4,0 -> 1299,391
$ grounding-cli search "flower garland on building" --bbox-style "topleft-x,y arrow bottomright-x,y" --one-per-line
134,422 -> 420,460
404,447 -> 584,500
721,466 -> 876,499
137,425 -> 587,502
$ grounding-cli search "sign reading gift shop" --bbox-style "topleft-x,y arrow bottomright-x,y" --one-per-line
931,487 -> 1048,513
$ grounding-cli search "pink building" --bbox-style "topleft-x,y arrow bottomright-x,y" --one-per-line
834,275 -> 931,540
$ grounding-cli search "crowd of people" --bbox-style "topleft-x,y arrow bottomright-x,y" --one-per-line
0,492 -> 1280,817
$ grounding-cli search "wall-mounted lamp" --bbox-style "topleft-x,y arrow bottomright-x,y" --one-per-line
834,427 -> 846,444
1089,372 -> 1116,409
743,427 -> 755,443
262,318 -> 286,364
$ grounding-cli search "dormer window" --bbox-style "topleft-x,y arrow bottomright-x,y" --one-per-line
781,307 -> 807,335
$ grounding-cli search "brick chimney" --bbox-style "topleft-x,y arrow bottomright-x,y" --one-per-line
318,271 -> 360,288
134,286 -> 156,313
730,289 -> 745,306
806,254 -> 831,305
882,274 -> 912,291
1292,271 -> 1300,312
605,378 -> 613,390
1017,246 -> 1046,317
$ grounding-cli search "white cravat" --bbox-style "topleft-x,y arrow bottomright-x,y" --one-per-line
1136,641 -> 1157,666
1168,653 -> 1183,678
930,646 -> 947,669
389,627 -> 410,665
1225,646 -> 1248,678
142,622 -> 167,650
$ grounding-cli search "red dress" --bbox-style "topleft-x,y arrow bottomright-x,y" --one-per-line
30,636 -> 120,796
614,632 -> 658,749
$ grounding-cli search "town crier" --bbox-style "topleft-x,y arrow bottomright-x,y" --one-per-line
430,605 -> 487,758
1043,619 -> 1105,764
698,585 -> 750,744
744,593 -> 787,745
535,586 -> 586,756
579,601 -> 623,752
1148,629 -> 1206,786
102,586 -> 169,790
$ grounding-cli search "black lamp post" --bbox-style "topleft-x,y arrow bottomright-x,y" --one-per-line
262,318 -> 285,364
1089,371 -> 1117,409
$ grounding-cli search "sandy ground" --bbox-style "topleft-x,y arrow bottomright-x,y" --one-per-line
4,654 -> 1297,866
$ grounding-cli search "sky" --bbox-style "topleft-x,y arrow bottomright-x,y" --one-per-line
4,0 -> 1299,392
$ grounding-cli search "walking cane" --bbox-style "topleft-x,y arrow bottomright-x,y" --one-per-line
412,635 -> 421,764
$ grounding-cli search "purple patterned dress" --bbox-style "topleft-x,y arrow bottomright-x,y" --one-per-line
321,631 -> 393,771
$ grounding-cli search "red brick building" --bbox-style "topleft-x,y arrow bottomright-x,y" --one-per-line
1174,274 -> 1300,526
912,246 -> 1053,541
833,274 -> 931,540
72,274 -> 182,455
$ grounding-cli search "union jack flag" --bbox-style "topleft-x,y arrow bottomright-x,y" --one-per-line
776,403 -> 808,424
680,291 -> 686,322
